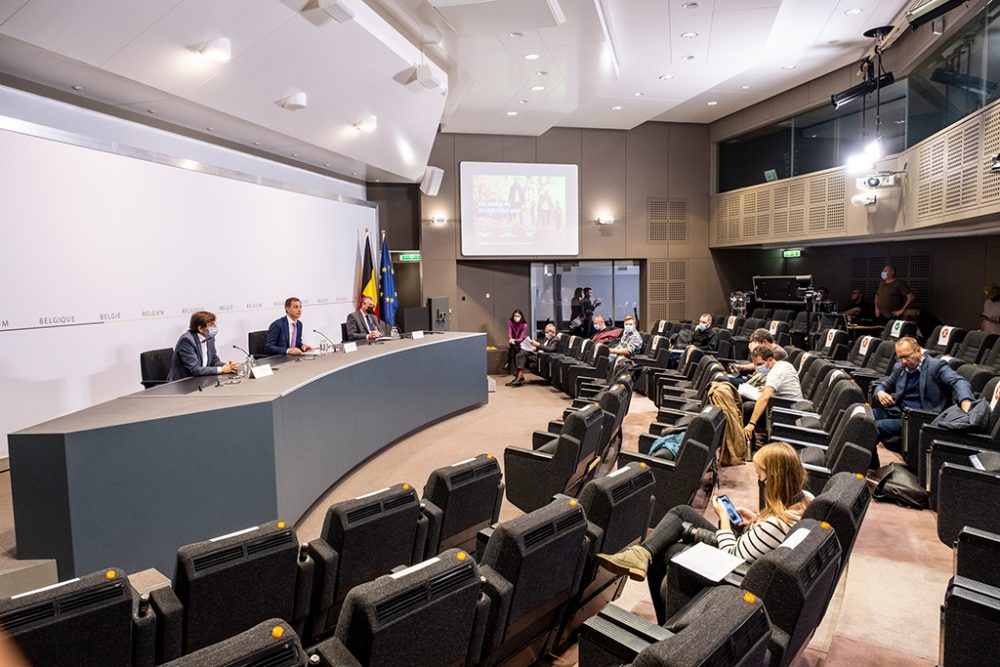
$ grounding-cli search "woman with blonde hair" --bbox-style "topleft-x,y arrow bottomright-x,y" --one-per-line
596,442 -> 810,622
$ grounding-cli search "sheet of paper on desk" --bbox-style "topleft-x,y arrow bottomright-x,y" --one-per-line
670,541 -> 744,582
738,383 -> 761,401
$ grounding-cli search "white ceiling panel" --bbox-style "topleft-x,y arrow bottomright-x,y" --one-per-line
0,0 -> 29,25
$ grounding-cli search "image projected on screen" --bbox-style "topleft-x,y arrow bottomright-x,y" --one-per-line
460,161 -> 579,256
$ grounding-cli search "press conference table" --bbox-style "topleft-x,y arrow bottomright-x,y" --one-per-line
9,332 -> 487,579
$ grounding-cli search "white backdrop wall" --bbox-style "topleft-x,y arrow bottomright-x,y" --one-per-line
0,117 -> 377,458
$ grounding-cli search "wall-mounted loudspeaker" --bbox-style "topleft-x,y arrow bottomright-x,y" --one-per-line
420,166 -> 444,196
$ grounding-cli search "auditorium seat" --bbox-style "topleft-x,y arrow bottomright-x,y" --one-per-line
554,462 -> 656,645
846,339 -> 898,396
880,319 -> 918,341
788,311 -> 811,349
775,401 -> 875,456
161,620 -> 308,667
173,520 -> 313,654
538,333 -> 572,380
765,318 -> 791,347
954,527 -> 1000,589
578,586 -> 771,667
420,454 -> 504,558
478,498 -> 590,666
770,376 -> 864,437
564,343 -> 612,397
924,324 -> 967,357
0,567 -> 157,667
770,361 -> 843,414
940,574 -> 1000,667
956,338 -> 1000,394
645,346 -> 705,400
247,330 -> 268,358
306,484 -> 423,641
800,473 -> 871,584
941,330 -> 999,370
751,308 -> 772,320
798,425 -> 877,495
504,403 -> 605,513
311,549 -> 489,667
831,335 -> 880,370
664,519 -> 841,667
813,328 -> 849,360
937,455 -> 1000,546
729,318 -> 765,360
139,347 -> 174,388
560,381 -> 633,473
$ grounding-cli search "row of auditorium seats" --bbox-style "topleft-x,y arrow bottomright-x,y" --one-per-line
939,526 -> 1000,666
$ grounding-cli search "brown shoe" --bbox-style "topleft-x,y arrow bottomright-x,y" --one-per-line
595,544 -> 651,581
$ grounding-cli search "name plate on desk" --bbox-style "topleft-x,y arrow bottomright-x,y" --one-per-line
412,330 -> 424,339
249,364 -> 273,379
343,342 -> 358,353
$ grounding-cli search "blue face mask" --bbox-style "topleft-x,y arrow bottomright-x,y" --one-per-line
545,332 -> 554,339
881,271 -> 888,280
696,323 -> 708,331
756,364 -> 768,375
207,327 -> 219,338
624,324 -> 635,334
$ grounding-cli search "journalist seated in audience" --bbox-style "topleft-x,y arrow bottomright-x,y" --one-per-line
672,313 -> 718,351
591,314 -> 622,344
608,315 -> 643,358
872,336 -> 973,444
730,329 -> 787,376
596,443 -> 810,619
507,323 -> 559,387
742,345 -> 802,443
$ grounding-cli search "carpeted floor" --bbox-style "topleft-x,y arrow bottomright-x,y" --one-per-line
295,374 -> 949,666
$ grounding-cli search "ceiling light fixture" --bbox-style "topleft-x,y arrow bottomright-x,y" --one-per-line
681,2 -> 699,8
198,37 -> 232,62
593,0 -> 622,79
506,111 -> 518,116
906,0 -> 966,30
277,90 -> 308,111
707,100 -> 718,106
523,53 -> 540,60
355,115 -> 378,132
531,85 -> 545,91
520,99 -> 529,104
318,0 -> 355,23
845,8 -> 863,16
659,74 -> 674,80
741,85 -> 751,90
681,31 -> 698,38
682,55 -> 695,61
536,70 -> 549,76
780,64 -> 796,70
634,91 -> 645,96
509,31 -> 525,38
611,105 -> 623,110
71,85 -> 83,91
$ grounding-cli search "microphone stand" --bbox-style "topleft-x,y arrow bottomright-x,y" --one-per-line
232,345 -> 256,377
314,329 -> 339,353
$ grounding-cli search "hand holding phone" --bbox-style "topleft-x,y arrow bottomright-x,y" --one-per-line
715,494 -> 743,526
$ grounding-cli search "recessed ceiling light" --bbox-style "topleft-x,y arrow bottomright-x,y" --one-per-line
324,163 -> 331,167
895,119 -> 906,124
844,8 -> 863,16
659,73 -> 674,80
509,31 -> 525,38
531,85 -> 545,91
253,141 -> 261,146
536,70 -> 549,76
781,64 -> 796,70
741,85 -> 751,90
71,85 -> 83,91
506,111 -> 518,116
682,55 -> 695,61
611,105 -> 623,111
146,108 -> 156,114
352,171 -> 357,176
198,36 -> 232,63
681,32 -> 698,39
205,127 -> 215,132
682,2 -> 699,8
292,153 -> 299,158
520,99 -> 529,104
524,53 -> 540,60
707,101 -> 718,106
634,91 -> 645,96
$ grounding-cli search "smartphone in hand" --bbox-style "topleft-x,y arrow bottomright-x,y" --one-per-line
716,494 -> 743,525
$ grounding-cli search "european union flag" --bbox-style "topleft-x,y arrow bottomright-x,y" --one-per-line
378,234 -> 398,329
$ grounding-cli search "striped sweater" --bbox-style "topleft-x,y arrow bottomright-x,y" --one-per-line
716,515 -> 796,562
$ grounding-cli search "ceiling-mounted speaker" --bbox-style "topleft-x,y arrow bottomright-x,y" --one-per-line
420,166 -> 444,196
319,0 -> 355,23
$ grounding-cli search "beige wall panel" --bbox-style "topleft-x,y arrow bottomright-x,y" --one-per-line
581,128 -> 627,258
421,134 -> 458,262
625,122 -> 670,259
422,259 -> 458,319
501,135 -> 537,163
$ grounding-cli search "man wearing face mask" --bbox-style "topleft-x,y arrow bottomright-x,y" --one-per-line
742,346 -> 802,443
345,296 -> 386,342
690,313 -> 718,350
167,310 -> 239,381
872,337 -> 973,444
875,265 -> 914,322
609,315 -> 643,357
591,314 -> 623,345
508,323 -> 559,386
981,283 -> 1000,335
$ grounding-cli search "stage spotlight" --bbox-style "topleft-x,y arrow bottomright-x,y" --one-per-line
831,72 -> 894,108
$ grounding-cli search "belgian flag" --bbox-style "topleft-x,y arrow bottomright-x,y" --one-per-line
358,234 -> 379,317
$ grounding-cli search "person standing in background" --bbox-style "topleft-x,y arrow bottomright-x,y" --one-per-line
875,265 -> 914,322
982,283 -> 1000,335
569,287 -> 585,334
506,309 -> 528,375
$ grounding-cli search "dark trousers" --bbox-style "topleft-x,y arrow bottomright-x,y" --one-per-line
507,344 -> 519,374
514,348 -> 533,371
641,505 -> 717,624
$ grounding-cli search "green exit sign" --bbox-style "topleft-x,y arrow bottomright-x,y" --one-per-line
782,249 -> 802,258
398,253 -> 421,262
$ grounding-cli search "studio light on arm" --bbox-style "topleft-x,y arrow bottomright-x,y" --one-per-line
906,0 -> 967,30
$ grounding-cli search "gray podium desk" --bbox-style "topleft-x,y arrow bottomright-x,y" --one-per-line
9,332 -> 486,579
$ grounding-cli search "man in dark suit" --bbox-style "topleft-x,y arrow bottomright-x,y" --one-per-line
345,296 -> 386,342
167,310 -> 239,381
265,297 -> 314,356
872,336 -> 974,442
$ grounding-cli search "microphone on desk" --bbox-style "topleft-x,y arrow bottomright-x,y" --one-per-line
232,344 -> 256,370
314,329 -> 339,352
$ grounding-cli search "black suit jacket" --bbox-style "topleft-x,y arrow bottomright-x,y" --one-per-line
167,331 -> 222,381
265,317 -> 303,355
345,310 -> 386,341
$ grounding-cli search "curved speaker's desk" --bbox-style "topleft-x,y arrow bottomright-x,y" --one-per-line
9,333 -> 487,579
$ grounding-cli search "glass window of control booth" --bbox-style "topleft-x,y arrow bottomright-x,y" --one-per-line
530,261 -> 640,334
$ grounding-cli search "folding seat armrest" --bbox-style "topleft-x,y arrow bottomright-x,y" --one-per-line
902,407 -> 939,468
618,450 -> 678,473
655,407 -> 698,424
532,430 -> 558,449
956,527 -> 1000,588
549,418 -> 566,432
770,423 -> 830,446
638,432 -> 658,454
831,342 -> 850,361
771,407 -> 820,420
657,395 -> 701,412
802,461 -> 832,482
312,637 -> 363,667
420,499 -> 444,560
294,545 -> 316,627
770,410 -> 808,427
831,360 -> 859,370
768,396 -> 802,411
479,565 -> 515,655
147,586 -> 183,664
306,539 -> 340,619
476,525 -> 496,561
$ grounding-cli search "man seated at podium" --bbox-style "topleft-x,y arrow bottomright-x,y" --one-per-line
265,297 -> 314,356
167,310 -> 239,380
345,296 -> 386,341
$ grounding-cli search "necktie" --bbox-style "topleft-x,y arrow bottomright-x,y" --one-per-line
289,321 -> 296,348
367,314 -> 376,331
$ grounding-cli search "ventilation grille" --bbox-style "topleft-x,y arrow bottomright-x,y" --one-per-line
0,603 -> 55,631
474,459 -> 500,476
374,586 -> 426,623
244,643 -> 301,667
428,563 -> 477,598
192,545 -> 245,572
983,106 -> 1000,204
58,581 -> 126,613
449,469 -> 476,486
346,501 -> 382,524
610,478 -> 635,503
648,260 -> 687,323
384,492 -> 415,511
522,523 -> 556,549
245,531 -> 295,557
648,198 -> 688,243
555,509 -> 585,532
918,115 -> 982,221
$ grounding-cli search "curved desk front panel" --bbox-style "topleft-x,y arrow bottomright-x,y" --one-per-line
9,333 -> 486,578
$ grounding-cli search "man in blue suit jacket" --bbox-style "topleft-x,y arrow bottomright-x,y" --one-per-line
266,297 -> 314,356
167,310 -> 240,381
872,336 -> 973,441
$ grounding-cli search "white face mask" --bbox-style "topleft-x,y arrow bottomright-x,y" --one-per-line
881,271 -> 889,280
513,316 -> 521,322
624,324 -> 634,334
545,331 -> 554,339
